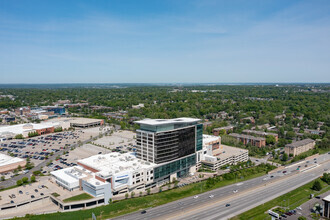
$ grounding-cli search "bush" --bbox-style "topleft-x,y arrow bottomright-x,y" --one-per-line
311,180 -> 322,191
321,173 -> 330,185
22,177 -> 29,183
16,179 -> 23,186
30,175 -> 36,182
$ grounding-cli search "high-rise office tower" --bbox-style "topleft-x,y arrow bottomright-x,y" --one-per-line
135,118 -> 203,181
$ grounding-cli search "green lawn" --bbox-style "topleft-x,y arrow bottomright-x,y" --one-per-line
230,178 -> 330,220
63,193 -> 94,203
14,169 -> 270,220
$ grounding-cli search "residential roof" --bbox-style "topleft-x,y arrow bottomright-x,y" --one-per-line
213,126 -> 234,131
286,138 -> 315,148
229,133 -> 265,141
242,129 -> 278,137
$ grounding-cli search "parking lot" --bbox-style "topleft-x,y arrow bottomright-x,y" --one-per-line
92,130 -> 136,153
43,143 -> 113,173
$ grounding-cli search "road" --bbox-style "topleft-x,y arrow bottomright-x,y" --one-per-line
115,153 -> 330,220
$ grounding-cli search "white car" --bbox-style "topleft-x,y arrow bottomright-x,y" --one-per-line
233,190 -> 238,193
209,194 -> 214,198
194,195 -> 199,199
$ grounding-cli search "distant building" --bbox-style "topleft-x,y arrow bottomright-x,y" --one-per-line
132,103 -> 145,109
15,107 -> 30,116
202,121 -> 213,129
242,129 -> 278,142
4,116 -> 16,123
240,117 -> 255,124
229,133 -> 266,147
213,125 -> 234,136
284,139 -> 315,156
42,106 -> 65,115
303,129 -> 325,136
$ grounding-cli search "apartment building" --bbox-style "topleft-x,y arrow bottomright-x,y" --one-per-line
229,133 -> 266,147
242,129 -> 278,142
284,138 -> 316,156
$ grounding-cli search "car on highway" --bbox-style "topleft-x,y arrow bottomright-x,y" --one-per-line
141,210 -> 147,214
233,190 -> 238,193
194,195 -> 199,199
225,204 -> 230,207
209,194 -> 214,198
282,171 -> 287,173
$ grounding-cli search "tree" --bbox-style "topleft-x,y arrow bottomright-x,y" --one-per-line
131,191 -> 135,198
321,173 -> 330,185
1,176 -> 5,181
139,191 -> 142,197
14,134 -> 24,139
311,180 -> 322,191
30,175 -> 36,182
22,177 -> 29,184
266,135 -> 276,145
282,153 -> 288,161
286,131 -> 296,139
125,193 -> 128,199
16,179 -> 23,186
146,188 -> 151,195
298,216 -> 307,220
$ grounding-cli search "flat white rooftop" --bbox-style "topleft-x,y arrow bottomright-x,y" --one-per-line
203,134 -> 220,145
323,194 -> 330,202
0,122 -> 61,136
78,152 -> 156,178
135,117 -> 201,126
0,153 -> 25,167
51,166 -> 88,184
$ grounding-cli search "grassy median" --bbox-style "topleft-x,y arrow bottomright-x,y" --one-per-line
230,177 -> 330,220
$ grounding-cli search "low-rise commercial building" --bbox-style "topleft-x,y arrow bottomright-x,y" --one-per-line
0,121 -> 70,140
0,153 -> 26,173
242,129 -> 278,142
284,138 -> 315,157
229,133 -> 266,147
51,152 -> 156,202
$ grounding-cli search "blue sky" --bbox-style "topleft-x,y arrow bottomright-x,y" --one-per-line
0,0 -> 330,83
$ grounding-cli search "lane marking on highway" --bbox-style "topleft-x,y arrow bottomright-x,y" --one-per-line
159,161 -> 330,220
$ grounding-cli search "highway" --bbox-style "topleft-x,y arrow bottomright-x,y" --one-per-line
114,153 -> 330,220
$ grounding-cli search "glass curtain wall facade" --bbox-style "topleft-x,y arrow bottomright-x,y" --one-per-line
135,118 -> 203,181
